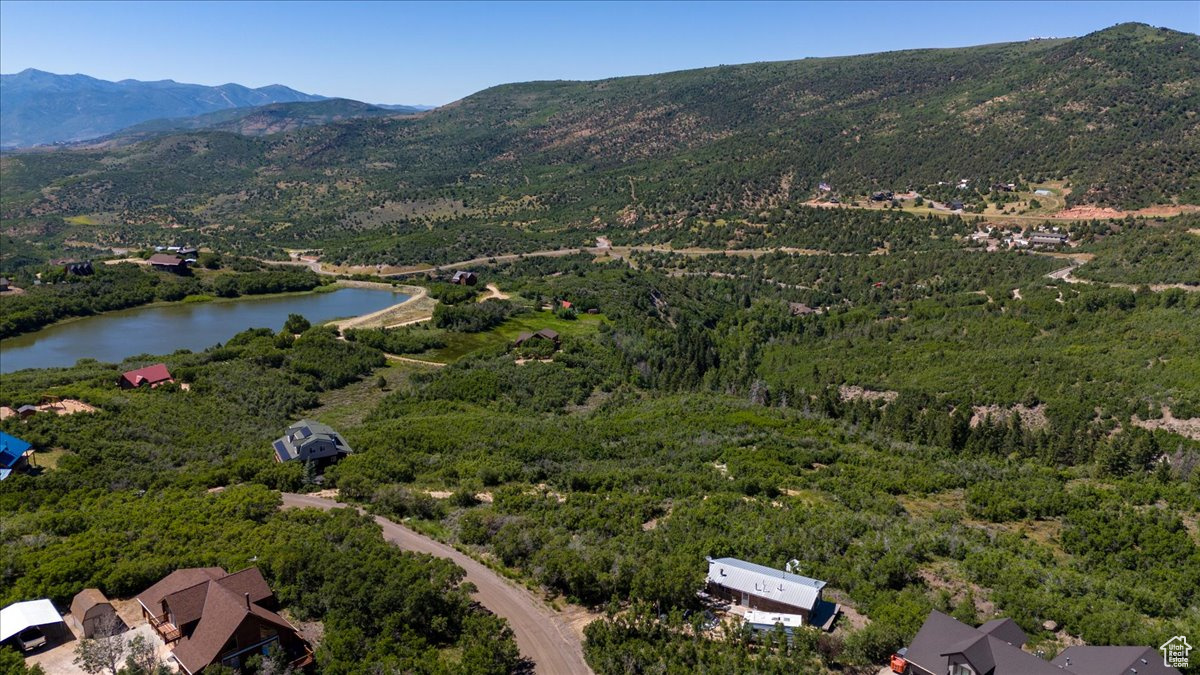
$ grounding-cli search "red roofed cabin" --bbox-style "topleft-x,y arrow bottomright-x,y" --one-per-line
136,567 -> 313,674
119,364 -> 174,389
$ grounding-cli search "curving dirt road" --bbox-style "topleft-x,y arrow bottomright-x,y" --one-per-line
280,493 -> 592,674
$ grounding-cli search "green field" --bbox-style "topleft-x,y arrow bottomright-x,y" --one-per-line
416,310 -> 606,363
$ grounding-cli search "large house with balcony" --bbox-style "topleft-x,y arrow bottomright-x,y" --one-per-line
136,567 -> 311,674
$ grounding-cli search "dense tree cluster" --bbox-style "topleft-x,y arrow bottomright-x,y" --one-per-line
433,299 -> 524,333
3,188 -> 1199,672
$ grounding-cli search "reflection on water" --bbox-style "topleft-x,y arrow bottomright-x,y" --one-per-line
0,288 -> 407,373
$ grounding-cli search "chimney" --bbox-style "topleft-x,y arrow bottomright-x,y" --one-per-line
244,592 -> 250,610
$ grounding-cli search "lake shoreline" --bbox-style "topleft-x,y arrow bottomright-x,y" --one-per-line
1,284 -> 416,373
329,284 -> 434,330
1,279 -> 418,341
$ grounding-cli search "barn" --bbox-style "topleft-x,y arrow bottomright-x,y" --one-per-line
69,588 -> 121,638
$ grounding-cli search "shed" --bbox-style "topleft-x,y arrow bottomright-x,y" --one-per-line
17,405 -> 39,419
70,589 -> 120,638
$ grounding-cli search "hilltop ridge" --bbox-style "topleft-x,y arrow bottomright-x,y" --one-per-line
1,23 -> 1196,264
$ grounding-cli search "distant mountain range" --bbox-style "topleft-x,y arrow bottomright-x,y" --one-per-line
86,99 -> 424,147
0,69 -> 425,147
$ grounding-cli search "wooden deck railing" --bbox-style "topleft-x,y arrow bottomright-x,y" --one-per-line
147,614 -> 182,643
289,645 -> 315,669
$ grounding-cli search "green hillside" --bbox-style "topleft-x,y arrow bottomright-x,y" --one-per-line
1,23 -> 1197,265
89,98 -> 410,146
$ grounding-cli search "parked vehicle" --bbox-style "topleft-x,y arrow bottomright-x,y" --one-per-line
16,626 -> 46,651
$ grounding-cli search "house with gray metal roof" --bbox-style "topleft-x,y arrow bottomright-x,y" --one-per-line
272,420 -> 352,464
706,557 -> 832,625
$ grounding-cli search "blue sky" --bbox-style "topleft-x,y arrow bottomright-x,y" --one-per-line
2,1 -> 1197,105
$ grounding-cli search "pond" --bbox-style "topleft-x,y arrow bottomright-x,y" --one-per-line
0,287 -> 408,373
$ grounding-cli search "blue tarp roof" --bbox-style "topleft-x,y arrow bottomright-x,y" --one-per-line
0,431 -> 32,469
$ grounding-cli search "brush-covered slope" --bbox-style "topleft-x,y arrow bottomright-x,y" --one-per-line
88,99 -> 415,146
2,23 -> 1196,250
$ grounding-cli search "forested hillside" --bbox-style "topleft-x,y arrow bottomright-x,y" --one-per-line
3,20 -> 1199,675
88,99 -> 412,147
2,23 -> 1196,268
2,242 -> 1198,672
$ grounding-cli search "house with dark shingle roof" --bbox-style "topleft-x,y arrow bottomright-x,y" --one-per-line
136,567 -> 311,674
514,328 -> 561,348
895,610 -> 1180,675
51,259 -> 94,276
148,254 -> 188,273
272,419 -> 352,464
1051,645 -> 1181,675
450,270 -> 478,286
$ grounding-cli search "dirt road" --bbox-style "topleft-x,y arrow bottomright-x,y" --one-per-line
280,493 -> 592,674
383,353 -> 445,367
260,244 -> 839,282
479,283 -> 510,301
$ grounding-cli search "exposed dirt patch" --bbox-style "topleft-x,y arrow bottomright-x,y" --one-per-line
970,403 -> 1048,430
1132,406 -> 1200,441
1052,206 -> 1125,220
0,399 -> 98,420
838,385 -> 899,403
1052,204 -> 1200,220
478,283 -> 510,301
534,484 -> 566,503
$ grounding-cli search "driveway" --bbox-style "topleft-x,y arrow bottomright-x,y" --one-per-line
280,493 -> 593,674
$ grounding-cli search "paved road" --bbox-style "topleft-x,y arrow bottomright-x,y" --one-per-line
280,493 -> 592,674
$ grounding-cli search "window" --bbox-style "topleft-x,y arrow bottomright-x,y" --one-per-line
950,665 -> 974,675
